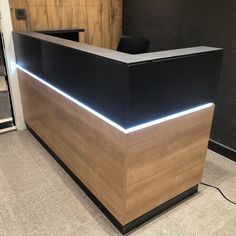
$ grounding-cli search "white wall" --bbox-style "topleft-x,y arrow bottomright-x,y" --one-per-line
0,0 -> 25,130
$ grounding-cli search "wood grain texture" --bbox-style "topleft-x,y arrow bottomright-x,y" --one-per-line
9,0 -> 31,31
125,106 -> 214,223
17,69 -> 126,223
9,0 -> 122,49
17,69 -> 214,225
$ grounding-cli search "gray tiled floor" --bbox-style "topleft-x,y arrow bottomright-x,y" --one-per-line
0,130 -> 235,236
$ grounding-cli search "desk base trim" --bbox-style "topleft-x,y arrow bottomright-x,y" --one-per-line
209,139 -> 236,162
26,124 -> 198,234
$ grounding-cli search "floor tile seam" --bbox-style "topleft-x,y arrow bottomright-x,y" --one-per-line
0,198 -> 19,224
207,159 -> 236,169
204,216 -> 227,230
45,181 -> 97,227
202,176 -> 234,187
4,198 -> 19,222
0,148 -> 43,167
20,134 -> 69,189
201,181 -> 236,205
166,216 -> 193,236
167,203 -> 218,234
197,214 -> 236,236
210,194 -> 236,210
33,163 -> 57,187
205,163 -> 236,175
16,144 -> 58,189
0,197 -> 6,205
5,182 -> 52,200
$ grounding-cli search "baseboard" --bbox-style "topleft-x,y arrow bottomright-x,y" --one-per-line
208,139 -> 236,162
27,124 -> 199,234
0,126 -> 16,134
0,118 -> 14,130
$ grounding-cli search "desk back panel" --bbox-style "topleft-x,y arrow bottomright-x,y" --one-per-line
13,32 -> 223,128
128,51 -> 223,126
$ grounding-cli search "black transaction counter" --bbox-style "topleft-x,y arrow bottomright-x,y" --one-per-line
13,32 -> 223,128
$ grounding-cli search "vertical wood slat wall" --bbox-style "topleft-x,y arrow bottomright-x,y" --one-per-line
9,0 -> 122,49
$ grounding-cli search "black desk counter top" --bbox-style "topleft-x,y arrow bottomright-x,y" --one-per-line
13,32 -> 223,128
37,29 -> 85,42
15,32 -> 222,64
38,29 -> 85,34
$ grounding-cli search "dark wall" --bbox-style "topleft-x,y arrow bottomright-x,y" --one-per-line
123,0 -> 236,150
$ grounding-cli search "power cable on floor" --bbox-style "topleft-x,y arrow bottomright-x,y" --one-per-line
200,182 -> 236,205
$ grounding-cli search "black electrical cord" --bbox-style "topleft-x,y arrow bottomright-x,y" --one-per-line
200,182 -> 236,205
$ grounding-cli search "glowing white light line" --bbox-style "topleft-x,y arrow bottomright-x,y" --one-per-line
126,103 -> 213,133
16,65 -> 213,134
16,65 -> 127,133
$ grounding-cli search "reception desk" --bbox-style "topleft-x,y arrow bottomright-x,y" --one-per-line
13,32 -> 223,234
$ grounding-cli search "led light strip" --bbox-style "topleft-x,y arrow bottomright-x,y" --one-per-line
16,65 -> 213,134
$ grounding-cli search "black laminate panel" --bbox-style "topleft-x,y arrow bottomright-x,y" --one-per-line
13,32 -> 223,128
38,29 -> 84,42
128,51 -> 223,126
123,0 -> 236,148
13,32 -> 130,127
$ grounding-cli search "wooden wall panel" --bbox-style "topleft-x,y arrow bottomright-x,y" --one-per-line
9,0 -> 122,49
28,0 -> 49,30
109,0 -> 123,49
9,0 -> 30,31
